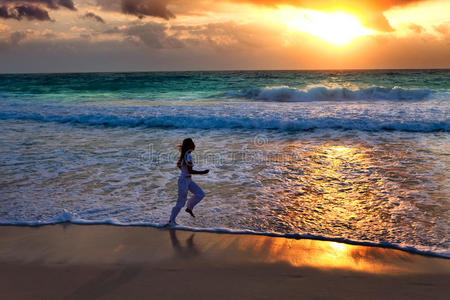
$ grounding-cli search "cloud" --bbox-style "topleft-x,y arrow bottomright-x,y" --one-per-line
0,0 -> 76,21
101,20 -> 283,50
230,0 -> 426,13
434,23 -> 449,36
96,0 -> 175,19
408,23 -> 424,34
232,0 -> 424,9
0,30 -> 26,49
95,0 -> 431,31
122,0 -> 174,19
0,22 -> 9,31
1,17 -> 448,72
105,22 -> 183,48
83,11 -> 105,23
56,0 -> 76,10
10,30 -> 26,44
1,0 -> 76,10
0,3 -> 51,20
171,21 -> 282,50
232,0 -> 432,31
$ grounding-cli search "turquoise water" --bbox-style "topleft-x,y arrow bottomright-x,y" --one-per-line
0,70 -> 449,257
1,70 -> 448,103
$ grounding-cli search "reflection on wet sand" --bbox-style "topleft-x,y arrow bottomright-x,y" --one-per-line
169,230 -> 200,259
167,229 -> 448,275
0,225 -> 447,276
234,236 -> 420,274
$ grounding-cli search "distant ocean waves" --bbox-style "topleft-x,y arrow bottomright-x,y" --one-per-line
0,101 -> 448,132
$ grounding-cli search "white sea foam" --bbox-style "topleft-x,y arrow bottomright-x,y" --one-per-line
0,100 -> 448,132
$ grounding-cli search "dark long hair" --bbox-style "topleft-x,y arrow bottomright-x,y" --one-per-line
178,138 -> 195,165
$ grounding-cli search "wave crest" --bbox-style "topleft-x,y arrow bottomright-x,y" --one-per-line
228,86 -> 432,102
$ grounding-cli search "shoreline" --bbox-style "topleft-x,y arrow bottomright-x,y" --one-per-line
0,224 -> 449,299
1,222 -> 447,259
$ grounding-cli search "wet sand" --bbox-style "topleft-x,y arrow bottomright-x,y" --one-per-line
0,224 -> 449,299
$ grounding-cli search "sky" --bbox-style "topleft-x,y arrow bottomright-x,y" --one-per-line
0,0 -> 449,73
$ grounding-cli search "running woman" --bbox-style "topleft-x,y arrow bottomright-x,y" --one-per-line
167,138 -> 209,226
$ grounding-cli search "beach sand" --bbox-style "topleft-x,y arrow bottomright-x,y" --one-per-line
0,224 -> 448,299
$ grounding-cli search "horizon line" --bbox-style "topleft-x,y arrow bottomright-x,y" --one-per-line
1,68 -> 450,76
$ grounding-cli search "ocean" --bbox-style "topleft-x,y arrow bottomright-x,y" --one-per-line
0,70 -> 449,257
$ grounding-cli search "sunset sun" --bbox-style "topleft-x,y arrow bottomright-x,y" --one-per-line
282,9 -> 375,45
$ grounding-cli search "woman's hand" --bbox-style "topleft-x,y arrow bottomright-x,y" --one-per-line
187,165 -> 209,175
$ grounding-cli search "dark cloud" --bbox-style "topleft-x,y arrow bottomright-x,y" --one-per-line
57,0 -> 76,10
0,0 -> 76,21
0,3 -> 51,20
83,11 -> 105,23
121,0 -> 174,19
97,0 -> 175,20
1,0 -> 76,10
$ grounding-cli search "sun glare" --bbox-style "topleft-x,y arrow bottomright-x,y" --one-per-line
281,9 -> 375,46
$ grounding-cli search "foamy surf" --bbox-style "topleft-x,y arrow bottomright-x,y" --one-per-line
0,101 -> 448,132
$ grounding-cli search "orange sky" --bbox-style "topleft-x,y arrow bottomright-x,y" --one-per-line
0,0 -> 449,72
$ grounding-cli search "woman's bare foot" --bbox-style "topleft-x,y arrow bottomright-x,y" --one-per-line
185,208 -> 195,218
164,220 -> 177,227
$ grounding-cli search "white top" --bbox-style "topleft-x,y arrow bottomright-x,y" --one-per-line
180,152 -> 193,177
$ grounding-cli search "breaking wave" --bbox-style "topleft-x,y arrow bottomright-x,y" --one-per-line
0,109 -> 448,133
227,86 -> 434,102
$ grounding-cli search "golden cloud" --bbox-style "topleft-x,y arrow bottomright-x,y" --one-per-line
230,0 -> 431,31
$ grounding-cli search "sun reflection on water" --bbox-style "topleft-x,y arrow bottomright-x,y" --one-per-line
240,137 -> 446,250
264,142 -> 387,235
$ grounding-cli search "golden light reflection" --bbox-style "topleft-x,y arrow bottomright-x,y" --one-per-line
249,139 -> 448,272
1,225 -> 448,276
279,8 -> 375,45
235,235 -> 439,274
271,142 -> 388,238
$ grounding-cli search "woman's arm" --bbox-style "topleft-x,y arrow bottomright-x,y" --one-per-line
187,164 -> 209,175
